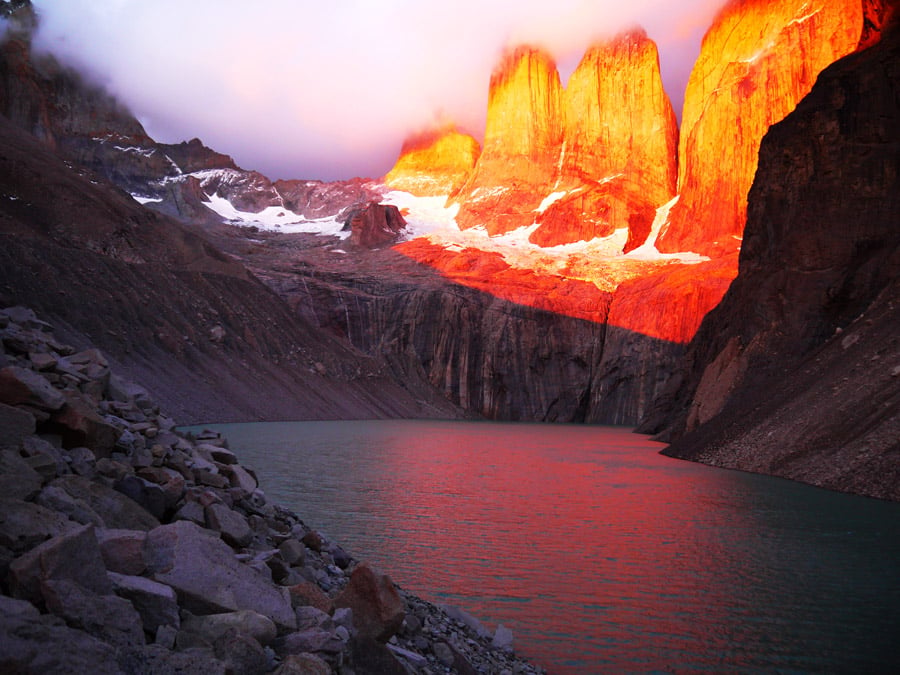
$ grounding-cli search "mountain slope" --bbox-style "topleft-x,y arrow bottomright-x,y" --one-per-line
641,10 -> 900,499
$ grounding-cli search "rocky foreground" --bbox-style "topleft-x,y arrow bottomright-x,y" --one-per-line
0,305 -> 544,674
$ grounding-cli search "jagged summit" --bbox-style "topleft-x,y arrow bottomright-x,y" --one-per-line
384,123 -> 480,197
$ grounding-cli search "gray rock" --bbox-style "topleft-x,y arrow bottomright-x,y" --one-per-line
433,641 -> 456,667
295,605 -> 333,632
0,447 -> 43,500
493,623 -> 514,652
181,610 -> 277,647
51,390 -> 120,456
96,528 -> 147,576
0,594 -> 122,674
46,474 -> 160,531
108,571 -> 180,634
0,401 -> 35,449
1,306 -> 52,332
0,365 -> 65,411
29,351 -> 58,371
278,538 -> 305,567
273,652 -> 331,675
36,483 -> 105,526
118,644 -> 227,675
226,463 -> 258,493
389,642 -> 430,668
66,445 -> 97,476
144,520 -> 296,629
114,474 -> 167,520
173,500 -> 206,526
0,497 -> 76,553
41,578 -> 145,649
279,628 -> 344,655
214,632 -> 268,675
441,603 -> 491,640
8,523 -> 111,604
205,502 -> 253,548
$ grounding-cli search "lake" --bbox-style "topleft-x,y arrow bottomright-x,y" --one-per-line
188,420 -> 900,673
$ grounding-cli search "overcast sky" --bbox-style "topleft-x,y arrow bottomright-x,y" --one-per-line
28,0 -> 725,181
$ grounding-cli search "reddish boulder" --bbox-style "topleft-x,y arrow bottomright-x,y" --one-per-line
343,203 -> 407,248
334,562 -> 405,642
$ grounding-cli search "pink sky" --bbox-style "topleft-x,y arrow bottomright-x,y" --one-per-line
30,0 -> 725,181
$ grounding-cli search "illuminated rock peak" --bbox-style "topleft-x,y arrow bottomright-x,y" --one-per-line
384,124 -> 481,197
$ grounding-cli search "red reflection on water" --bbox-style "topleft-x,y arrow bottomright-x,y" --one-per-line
362,423 -> 742,672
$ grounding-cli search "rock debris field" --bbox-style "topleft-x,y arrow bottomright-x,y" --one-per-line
0,305 -> 544,674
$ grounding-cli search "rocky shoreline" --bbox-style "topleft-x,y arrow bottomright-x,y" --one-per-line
0,305 -> 545,674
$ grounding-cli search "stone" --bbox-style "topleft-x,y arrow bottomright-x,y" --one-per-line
0,594 -> 121,673
0,447 -> 43,500
41,578 -> 146,649
493,623 -> 514,651
441,604 -> 491,639
205,502 -> 253,548
343,202 -> 407,248
279,628 -> 344,655
144,520 -> 296,629
433,641 -> 456,667
214,632 -> 268,675
295,605 -> 333,631
114,474 -> 167,520
0,365 -> 65,411
173,500 -> 207,526
334,562 -> 405,642
278,538 -> 305,567
50,390 -> 120,455
0,496 -> 76,553
117,644 -> 228,674
287,580 -> 333,614
327,542 -> 352,569
8,524 -> 111,604
348,636 -> 408,674
96,528 -> 147,576
0,401 -> 35,449
36,483 -> 105,526
181,609 -> 278,647
387,643 -> 430,668
225,463 -> 258,492
45,474 -> 160,531
273,652 -> 331,675
107,571 -> 180,634
136,466 -> 186,510
66,445 -> 96,476
301,529 -> 324,552
29,351 -> 57,371
207,445 -> 238,465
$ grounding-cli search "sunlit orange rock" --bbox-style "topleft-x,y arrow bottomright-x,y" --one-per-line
451,46 -> 563,235
384,124 -> 480,197
532,29 -> 678,248
450,32 -> 677,249
657,0 -> 882,257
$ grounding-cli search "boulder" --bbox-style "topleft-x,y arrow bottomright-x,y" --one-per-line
0,401 -> 35,449
278,538 -> 305,567
334,562 -> 404,642
96,528 -> 147,576
108,571 -> 180,634
0,447 -> 43,500
273,652 -> 331,675
213,632 -> 268,675
205,503 -> 253,548
114,474 -> 167,520
0,594 -> 122,674
0,365 -> 65,411
8,524 -> 111,605
287,580 -> 333,614
0,497 -> 76,553
343,202 -> 407,248
143,520 -> 296,629
36,483 -> 105,526
279,628 -> 344,655
224,463 -> 257,493
180,609 -> 277,647
50,390 -> 120,455
44,474 -> 160,531
41,578 -> 145,649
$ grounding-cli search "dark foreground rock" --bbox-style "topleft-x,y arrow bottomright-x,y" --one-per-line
0,306 -> 544,674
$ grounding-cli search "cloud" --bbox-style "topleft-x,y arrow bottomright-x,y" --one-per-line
30,0 -> 724,181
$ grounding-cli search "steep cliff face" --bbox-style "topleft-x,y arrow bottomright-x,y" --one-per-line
384,124 -> 481,197
452,46 -> 563,235
643,14 -> 900,499
533,29 -> 678,248
448,33 -> 676,250
657,0 -> 880,256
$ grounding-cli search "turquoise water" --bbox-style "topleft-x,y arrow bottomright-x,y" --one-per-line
188,420 -> 900,673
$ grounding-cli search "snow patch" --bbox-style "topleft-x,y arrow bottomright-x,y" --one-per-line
535,191 -> 568,214
131,194 -> 163,205
114,145 -> 156,158
624,196 -> 708,263
382,190 -> 461,238
203,193 -> 349,238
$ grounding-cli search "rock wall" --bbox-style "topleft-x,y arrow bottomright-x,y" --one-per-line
657,0 -> 881,256
641,11 -> 900,500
